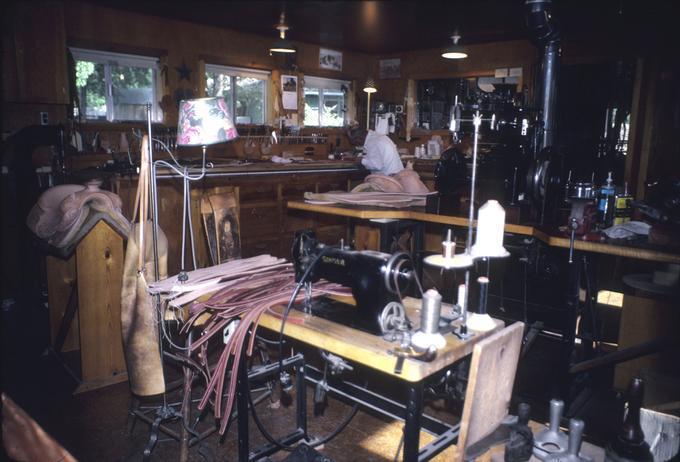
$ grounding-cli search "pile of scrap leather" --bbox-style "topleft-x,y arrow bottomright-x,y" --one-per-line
147,255 -> 350,434
304,163 -> 432,207
147,254 -> 291,309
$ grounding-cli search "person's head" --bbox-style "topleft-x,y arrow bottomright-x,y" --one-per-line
454,133 -> 474,156
346,126 -> 367,146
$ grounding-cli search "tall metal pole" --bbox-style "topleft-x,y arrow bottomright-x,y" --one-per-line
366,92 -> 371,131
459,112 -> 482,332
146,104 -> 166,407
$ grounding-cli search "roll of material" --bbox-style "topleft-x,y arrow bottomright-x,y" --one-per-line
421,289 -> 443,334
472,200 -> 510,258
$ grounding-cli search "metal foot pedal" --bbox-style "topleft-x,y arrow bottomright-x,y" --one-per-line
281,443 -> 334,462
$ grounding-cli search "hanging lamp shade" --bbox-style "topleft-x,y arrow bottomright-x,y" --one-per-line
363,78 -> 377,93
442,32 -> 468,59
270,12 -> 296,54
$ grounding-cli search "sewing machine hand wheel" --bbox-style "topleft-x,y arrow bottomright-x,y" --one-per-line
380,301 -> 406,335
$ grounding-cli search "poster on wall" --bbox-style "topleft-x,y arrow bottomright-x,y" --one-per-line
379,58 -> 401,79
319,48 -> 343,71
281,74 -> 298,110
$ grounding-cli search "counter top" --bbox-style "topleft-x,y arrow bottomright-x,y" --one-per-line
69,158 -> 362,180
287,200 -> 680,264
154,159 -> 361,178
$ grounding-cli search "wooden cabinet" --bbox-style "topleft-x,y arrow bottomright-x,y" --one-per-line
113,165 -> 362,274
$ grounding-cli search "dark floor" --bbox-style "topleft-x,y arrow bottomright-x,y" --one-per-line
1,287 -> 626,462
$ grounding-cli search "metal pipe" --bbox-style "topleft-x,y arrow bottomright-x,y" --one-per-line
540,41 -> 559,148
525,0 -> 560,151
154,167 -> 357,179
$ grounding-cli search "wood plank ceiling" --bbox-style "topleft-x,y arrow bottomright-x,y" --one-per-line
90,0 -> 676,54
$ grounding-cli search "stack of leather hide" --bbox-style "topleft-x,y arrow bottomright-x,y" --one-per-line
304,162 -> 432,208
149,257 -> 350,434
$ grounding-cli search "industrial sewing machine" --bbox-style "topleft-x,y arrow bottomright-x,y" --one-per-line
292,230 -> 417,336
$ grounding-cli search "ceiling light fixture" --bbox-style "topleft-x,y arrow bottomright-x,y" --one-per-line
269,12 -> 296,54
442,30 -> 468,59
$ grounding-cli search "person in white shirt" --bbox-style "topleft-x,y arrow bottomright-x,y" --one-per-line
346,126 -> 403,176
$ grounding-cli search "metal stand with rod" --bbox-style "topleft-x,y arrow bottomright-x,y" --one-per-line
131,104 -> 212,462
429,111 -> 496,339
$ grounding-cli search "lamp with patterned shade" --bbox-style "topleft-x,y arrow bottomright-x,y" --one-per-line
176,97 -> 239,159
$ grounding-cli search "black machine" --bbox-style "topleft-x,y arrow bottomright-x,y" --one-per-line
292,231 -> 416,336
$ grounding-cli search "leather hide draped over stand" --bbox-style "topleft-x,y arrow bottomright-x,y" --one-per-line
121,136 -> 168,396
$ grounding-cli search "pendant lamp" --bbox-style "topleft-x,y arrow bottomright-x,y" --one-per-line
442,31 -> 468,59
270,12 -> 296,54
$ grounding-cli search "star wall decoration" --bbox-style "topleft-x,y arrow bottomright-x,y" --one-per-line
175,61 -> 192,82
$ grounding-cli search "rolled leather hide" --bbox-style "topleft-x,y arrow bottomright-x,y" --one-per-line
121,221 -> 168,396
393,166 -> 429,193
364,174 -> 405,193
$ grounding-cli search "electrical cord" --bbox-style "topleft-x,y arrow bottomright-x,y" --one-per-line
277,245 -> 331,377
393,430 -> 405,462
247,377 -> 360,451
581,255 -> 601,352
245,242 -> 358,451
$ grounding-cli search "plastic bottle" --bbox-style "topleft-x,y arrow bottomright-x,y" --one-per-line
598,172 -> 616,227
613,182 -> 633,225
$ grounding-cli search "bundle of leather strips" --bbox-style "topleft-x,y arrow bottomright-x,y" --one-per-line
162,262 -> 348,435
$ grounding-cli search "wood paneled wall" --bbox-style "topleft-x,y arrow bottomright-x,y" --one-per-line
367,39 -> 539,106
62,2 -> 371,126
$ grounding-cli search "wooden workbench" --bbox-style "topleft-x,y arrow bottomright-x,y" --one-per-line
287,201 -> 680,264
258,296 -> 502,383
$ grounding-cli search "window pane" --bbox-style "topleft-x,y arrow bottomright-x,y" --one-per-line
321,90 -> 344,127
235,77 -> 264,124
111,64 -> 154,121
304,88 -> 319,126
205,72 -> 232,101
75,60 -> 107,120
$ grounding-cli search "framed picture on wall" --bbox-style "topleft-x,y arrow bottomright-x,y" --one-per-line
379,58 -> 401,79
319,48 -> 342,71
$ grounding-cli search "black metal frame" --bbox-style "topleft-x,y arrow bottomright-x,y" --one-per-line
233,351 -> 461,462
303,364 -> 459,461
237,353 -> 308,461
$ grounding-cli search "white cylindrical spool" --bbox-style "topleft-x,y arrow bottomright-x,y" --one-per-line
420,289 -> 442,334
442,240 -> 455,259
471,200 -> 509,258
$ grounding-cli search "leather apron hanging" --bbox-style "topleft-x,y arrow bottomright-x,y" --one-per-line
120,136 -> 168,396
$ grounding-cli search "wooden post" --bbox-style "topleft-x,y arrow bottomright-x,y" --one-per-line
74,220 -> 127,393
